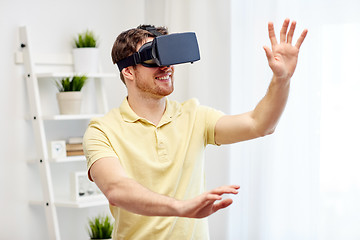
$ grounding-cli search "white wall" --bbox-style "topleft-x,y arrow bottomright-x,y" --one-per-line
0,1 -> 145,239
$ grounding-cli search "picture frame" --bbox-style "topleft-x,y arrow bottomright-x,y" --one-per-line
49,140 -> 67,159
71,171 -> 104,201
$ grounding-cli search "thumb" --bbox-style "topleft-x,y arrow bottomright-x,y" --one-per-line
212,198 -> 233,213
263,46 -> 274,65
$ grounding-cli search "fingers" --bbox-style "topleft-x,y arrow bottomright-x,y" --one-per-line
295,29 -> 308,49
184,185 -> 239,218
205,185 -> 238,213
286,21 -> 296,44
268,22 -> 277,48
268,18 -> 307,49
205,193 -> 222,201
203,185 -> 239,202
280,18 -> 290,43
209,185 -> 240,196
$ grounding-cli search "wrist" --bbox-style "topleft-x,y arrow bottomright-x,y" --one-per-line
171,199 -> 185,217
272,75 -> 291,88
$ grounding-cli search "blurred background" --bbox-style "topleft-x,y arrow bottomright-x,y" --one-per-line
1,0 -> 359,239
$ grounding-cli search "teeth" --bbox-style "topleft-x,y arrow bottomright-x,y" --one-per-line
156,75 -> 170,80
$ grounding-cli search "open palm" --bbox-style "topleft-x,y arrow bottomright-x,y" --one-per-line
263,19 -> 308,80
179,185 -> 240,218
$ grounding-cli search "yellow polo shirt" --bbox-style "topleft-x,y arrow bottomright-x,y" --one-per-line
83,97 -> 224,240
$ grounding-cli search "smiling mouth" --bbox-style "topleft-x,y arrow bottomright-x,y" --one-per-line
155,73 -> 171,80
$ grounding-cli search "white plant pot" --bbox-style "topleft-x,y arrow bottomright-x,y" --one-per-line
57,92 -> 82,115
72,48 -> 99,74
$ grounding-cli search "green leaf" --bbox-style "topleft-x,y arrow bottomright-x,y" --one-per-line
74,30 -> 98,48
87,215 -> 114,239
55,75 -> 87,92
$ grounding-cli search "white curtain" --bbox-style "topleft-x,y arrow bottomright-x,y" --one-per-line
318,23 -> 360,239
229,0 -> 360,239
145,0 -> 360,239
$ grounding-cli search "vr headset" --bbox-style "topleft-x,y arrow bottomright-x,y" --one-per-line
116,32 -> 200,72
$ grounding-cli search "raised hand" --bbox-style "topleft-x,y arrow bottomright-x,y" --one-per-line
263,19 -> 308,81
177,185 -> 240,218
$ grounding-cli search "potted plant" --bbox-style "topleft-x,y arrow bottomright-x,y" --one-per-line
73,30 -> 99,73
87,215 -> 114,240
56,75 -> 88,114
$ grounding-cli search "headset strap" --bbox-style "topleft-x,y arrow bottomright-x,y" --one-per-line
116,45 -> 154,72
138,25 -> 163,37
116,26 -> 163,71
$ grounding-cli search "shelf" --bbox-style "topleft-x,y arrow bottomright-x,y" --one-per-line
51,155 -> 86,163
56,196 -> 108,208
42,114 -> 103,120
28,156 -> 85,164
36,72 -> 117,79
30,196 -> 108,208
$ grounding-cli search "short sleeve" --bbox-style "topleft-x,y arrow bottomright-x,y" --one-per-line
83,121 -> 118,180
198,105 -> 224,146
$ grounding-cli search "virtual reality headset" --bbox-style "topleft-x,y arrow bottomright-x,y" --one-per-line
116,32 -> 200,72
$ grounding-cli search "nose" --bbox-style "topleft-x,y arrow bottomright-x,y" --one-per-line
159,65 -> 171,71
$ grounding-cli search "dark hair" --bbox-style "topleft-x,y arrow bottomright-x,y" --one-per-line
111,24 -> 168,84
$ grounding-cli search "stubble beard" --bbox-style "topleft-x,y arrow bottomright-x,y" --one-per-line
135,71 -> 174,98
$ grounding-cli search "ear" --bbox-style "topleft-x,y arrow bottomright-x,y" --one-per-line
121,66 -> 135,81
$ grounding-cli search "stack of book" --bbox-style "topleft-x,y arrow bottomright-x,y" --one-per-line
66,137 -> 84,156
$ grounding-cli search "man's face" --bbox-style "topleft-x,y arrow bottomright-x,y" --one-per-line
132,38 -> 175,98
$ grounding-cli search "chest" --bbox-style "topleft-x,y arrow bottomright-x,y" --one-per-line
108,116 -> 206,188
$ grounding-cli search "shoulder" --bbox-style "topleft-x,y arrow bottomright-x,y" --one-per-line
169,98 -> 200,113
85,108 -> 123,139
181,98 -> 200,108
89,108 -> 121,127
168,98 -> 224,122
181,98 -> 223,116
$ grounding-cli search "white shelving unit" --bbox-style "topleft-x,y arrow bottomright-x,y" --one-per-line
18,26 -> 114,240
30,196 -> 107,208
42,114 -> 104,121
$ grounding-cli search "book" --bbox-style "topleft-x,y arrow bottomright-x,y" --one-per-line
66,143 -> 83,151
68,137 -> 83,144
66,150 -> 84,156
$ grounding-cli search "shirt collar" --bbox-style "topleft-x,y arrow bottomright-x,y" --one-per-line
119,97 -> 140,123
119,97 -> 182,126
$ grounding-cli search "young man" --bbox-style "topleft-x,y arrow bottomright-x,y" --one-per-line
83,19 -> 307,239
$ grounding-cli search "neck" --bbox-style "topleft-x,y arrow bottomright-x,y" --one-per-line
127,94 -> 166,126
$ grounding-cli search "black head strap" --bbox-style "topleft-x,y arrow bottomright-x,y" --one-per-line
116,25 -> 163,71
116,42 -> 154,72
138,25 -> 163,37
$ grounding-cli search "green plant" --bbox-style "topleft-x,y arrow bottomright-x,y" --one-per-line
87,215 -> 114,239
56,75 -> 88,92
74,30 -> 98,48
